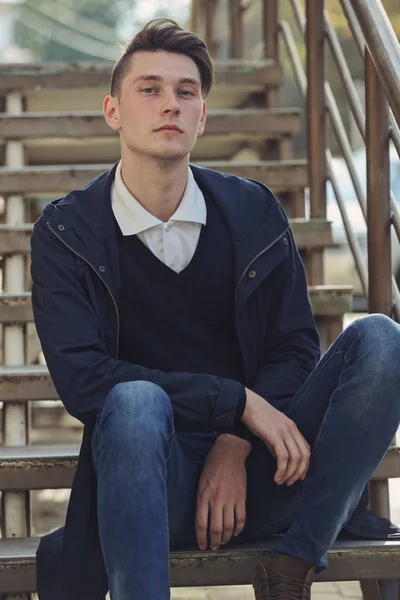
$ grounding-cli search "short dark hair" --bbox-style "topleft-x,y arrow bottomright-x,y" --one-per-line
111,18 -> 214,98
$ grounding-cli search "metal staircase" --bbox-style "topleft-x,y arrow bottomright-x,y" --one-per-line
0,0 -> 399,597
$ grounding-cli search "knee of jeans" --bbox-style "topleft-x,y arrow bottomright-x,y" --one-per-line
98,380 -> 173,436
350,313 -> 400,368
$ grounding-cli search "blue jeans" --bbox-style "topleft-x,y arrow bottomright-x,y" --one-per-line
91,314 -> 400,599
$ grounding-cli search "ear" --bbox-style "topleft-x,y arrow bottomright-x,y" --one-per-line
103,95 -> 121,132
197,101 -> 207,136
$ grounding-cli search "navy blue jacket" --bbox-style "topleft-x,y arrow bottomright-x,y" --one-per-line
31,164 -> 395,600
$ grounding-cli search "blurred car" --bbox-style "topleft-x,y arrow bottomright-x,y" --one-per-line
324,144 -> 400,308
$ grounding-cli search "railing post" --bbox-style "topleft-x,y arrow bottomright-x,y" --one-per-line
306,0 -> 326,285
204,0 -> 219,58
230,0 -> 243,59
190,0 -> 200,33
365,50 -> 392,520
365,53 -> 392,320
2,92 -> 30,600
262,0 -> 279,107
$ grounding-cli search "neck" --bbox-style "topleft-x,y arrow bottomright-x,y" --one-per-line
120,151 -> 189,222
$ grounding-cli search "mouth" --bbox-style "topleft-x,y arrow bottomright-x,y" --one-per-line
156,126 -> 183,133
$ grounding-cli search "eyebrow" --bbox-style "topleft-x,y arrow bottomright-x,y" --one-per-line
133,74 -> 200,86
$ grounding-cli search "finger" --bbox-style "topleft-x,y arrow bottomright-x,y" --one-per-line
280,433 -> 302,483
195,497 -> 209,550
288,452 -> 311,486
209,502 -> 223,550
233,502 -> 246,537
273,438 -> 289,484
221,505 -> 235,545
286,428 -> 311,485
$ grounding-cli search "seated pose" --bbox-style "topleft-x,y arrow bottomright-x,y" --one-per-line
31,18 -> 400,600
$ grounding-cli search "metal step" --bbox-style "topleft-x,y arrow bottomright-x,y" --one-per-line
0,59 -> 283,92
0,441 -> 396,491
0,218 -> 331,257
0,365 -> 57,402
0,108 -> 301,163
0,160 -> 308,196
0,108 -> 301,140
0,283 -> 349,327
0,60 -> 283,112
1,536 -> 400,593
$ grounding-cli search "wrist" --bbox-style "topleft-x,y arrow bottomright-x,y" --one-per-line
215,433 -> 252,459
242,388 -> 257,424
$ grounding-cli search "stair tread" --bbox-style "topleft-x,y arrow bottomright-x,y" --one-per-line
0,283 -> 352,326
0,444 -> 395,483
0,161 -> 309,195
0,535 -> 399,562
0,59 -> 280,88
0,537 -> 400,592
0,107 -> 301,140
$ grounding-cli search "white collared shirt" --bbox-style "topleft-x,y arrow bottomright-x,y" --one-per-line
111,161 -> 207,274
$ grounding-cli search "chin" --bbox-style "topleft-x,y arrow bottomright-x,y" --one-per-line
151,147 -> 190,161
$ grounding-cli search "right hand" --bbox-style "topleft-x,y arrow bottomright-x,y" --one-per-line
241,388 -> 311,486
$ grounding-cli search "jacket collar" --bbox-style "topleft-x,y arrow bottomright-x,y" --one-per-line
44,162 -> 289,295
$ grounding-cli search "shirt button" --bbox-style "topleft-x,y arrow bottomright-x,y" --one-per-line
248,270 -> 257,279
58,224 -> 65,231
283,237 -> 289,246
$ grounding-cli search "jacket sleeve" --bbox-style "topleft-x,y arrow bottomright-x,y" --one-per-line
250,227 -> 321,411
30,218 -> 244,428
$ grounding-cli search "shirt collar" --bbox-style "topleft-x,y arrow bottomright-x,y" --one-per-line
112,161 -> 207,236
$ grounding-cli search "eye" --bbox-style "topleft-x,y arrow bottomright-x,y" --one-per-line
142,87 -> 156,93
179,90 -> 195,96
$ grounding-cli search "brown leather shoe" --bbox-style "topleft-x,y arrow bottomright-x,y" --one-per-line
252,554 -> 315,600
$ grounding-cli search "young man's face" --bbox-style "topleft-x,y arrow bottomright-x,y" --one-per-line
104,50 -> 207,162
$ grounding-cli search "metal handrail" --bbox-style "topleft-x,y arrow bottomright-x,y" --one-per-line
339,0 -> 400,162
279,20 -> 369,301
350,0 -> 400,127
289,0 -> 400,317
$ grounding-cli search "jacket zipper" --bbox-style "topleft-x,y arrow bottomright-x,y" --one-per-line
235,226 -> 290,302
46,221 -> 120,359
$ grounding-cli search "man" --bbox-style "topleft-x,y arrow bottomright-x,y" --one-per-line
31,18 -> 400,600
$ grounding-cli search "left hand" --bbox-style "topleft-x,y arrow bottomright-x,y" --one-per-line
195,434 -> 251,551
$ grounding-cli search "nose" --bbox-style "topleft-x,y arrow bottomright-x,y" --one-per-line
161,90 -> 181,115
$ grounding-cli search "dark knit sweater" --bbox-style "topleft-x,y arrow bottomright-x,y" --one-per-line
116,191 -> 246,428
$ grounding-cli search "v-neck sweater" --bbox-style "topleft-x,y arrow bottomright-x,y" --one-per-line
117,190 -> 246,427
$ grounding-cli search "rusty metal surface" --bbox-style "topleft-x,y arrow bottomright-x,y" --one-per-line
0,444 -> 79,491
0,161 -> 309,195
290,219 -> 333,249
0,294 -> 33,324
1,538 -> 400,593
0,366 -> 57,402
0,227 -> 32,255
305,0 -> 326,223
308,285 -> 353,316
351,0 -> 400,127
0,108 -> 301,140
263,0 -> 278,61
230,0 -> 243,58
365,51 -> 392,317
0,60 -> 282,92
0,437 -> 395,494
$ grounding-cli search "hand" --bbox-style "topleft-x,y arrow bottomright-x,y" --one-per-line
195,434 -> 251,551
241,389 -> 311,487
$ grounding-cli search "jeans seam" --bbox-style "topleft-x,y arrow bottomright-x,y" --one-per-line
285,350 -> 346,417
